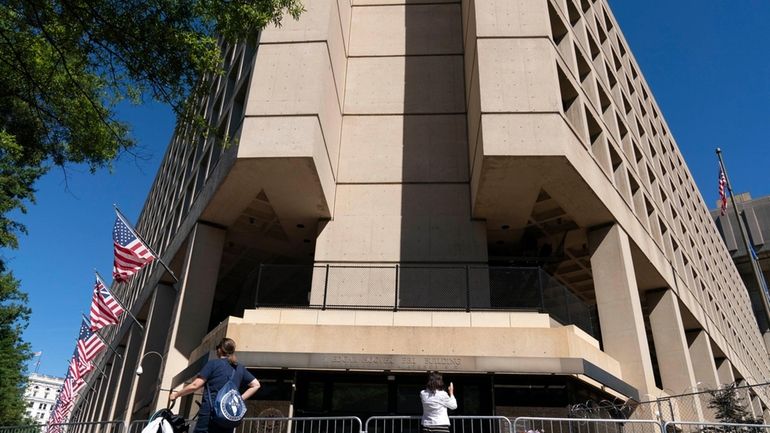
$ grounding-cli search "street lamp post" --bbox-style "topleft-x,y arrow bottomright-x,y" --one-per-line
136,351 -> 165,376
134,351 -> 168,412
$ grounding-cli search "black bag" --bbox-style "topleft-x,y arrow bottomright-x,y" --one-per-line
155,408 -> 189,433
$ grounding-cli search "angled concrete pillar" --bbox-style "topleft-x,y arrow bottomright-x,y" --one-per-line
125,283 -> 178,421
687,330 -> 720,390
158,223 -> 226,407
107,328 -> 143,421
647,289 -> 703,420
737,379 -> 757,418
90,373 -> 109,422
687,330 -> 719,421
588,224 -> 656,396
716,358 -> 735,387
753,395 -> 763,420
97,349 -> 124,420
648,289 -> 698,392
83,378 -> 101,422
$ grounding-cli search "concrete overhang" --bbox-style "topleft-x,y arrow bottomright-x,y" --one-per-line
200,116 -> 334,229
177,310 -> 639,400
470,112 -> 614,229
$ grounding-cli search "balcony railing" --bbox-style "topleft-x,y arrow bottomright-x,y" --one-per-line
252,264 -> 599,340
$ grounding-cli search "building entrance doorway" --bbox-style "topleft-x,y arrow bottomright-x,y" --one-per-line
293,371 -> 493,419
246,369 -> 624,421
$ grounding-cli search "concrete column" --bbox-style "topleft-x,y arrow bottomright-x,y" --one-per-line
737,379 -> 756,418
107,328 -> 143,421
715,358 -> 735,387
125,284 -> 177,421
87,374 -> 107,421
588,224 -> 656,395
687,330 -> 720,389
82,378 -> 100,422
752,395 -> 763,420
647,289 -> 704,421
648,289 -> 699,392
96,351 -> 123,421
687,330 -> 719,421
158,223 -> 226,403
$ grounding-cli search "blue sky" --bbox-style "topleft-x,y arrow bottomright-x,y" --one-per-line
9,2 -> 770,378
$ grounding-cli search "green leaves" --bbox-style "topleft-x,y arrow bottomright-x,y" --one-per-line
707,382 -> 760,426
0,268 -> 32,425
0,0 -> 303,424
0,0 -> 305,257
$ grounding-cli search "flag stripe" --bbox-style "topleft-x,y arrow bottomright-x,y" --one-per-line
77,319 -> 106,362
719,168 -> 727,216
112,213 -> 156,282
89,278 -> 124,331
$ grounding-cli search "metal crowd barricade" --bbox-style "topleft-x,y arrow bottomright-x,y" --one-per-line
42,421 -> 126,433
128,418 -> 200,433
0,425 -> 44,433
365,416 -> 513,433
662,421 -> 770,433
450,416 -> 513,433
238,417 -> 363,433
365,415 -> 421,433
126,420 -> 149,433
512,417 -> 663,433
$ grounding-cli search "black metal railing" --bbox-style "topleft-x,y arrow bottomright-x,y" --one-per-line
252,264 -> 598,340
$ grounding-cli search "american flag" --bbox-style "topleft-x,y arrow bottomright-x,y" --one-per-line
89,276 -> 124,331
113,212 -> 155,282
48,413 -> 65,433
59,377 -> 76,404
68,357 -> 81,381
719,168 -> 728,216
69,349 -> 93,380
77,319 -> 106,363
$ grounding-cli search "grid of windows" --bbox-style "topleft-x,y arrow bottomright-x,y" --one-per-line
549,0 -> 770,393
66,2 -> 770,417
91,39 -> 258,384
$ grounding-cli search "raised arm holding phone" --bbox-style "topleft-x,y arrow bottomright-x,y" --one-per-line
420,372 -> 457,433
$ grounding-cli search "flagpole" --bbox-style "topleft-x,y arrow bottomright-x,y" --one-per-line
716,147 -> 770,331
94,272 -> 145,332
82,313 -> 126,358
114,205 -> 179,283
85,359 -> 108,380
68,354 -> 108,381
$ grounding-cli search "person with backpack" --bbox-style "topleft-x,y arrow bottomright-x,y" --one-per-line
169,338 -> 260,433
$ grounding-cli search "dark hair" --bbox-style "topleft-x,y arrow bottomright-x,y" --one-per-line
426,371 -> 444,394
216,338 -> 237,365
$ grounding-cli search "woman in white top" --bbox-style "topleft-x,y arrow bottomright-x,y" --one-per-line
420,372 -> 457,433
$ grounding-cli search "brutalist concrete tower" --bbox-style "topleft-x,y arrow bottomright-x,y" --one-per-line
70,0 -> 770,422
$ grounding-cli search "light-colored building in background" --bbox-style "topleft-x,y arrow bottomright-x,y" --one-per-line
66,0 -> 770,423
24,373 -> 64,424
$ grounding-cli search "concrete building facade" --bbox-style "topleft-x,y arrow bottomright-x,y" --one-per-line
712,193 -> 770,347
24,374 -> 64,424
68,0 -> 770,422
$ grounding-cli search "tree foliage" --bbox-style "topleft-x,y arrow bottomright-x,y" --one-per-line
704,383 -> 761,432
0,0 -> 302,425
0,0 -> 303,246
0,268 -> 32,425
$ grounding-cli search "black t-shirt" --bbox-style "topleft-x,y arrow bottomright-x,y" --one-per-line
198,358 -> 256,407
